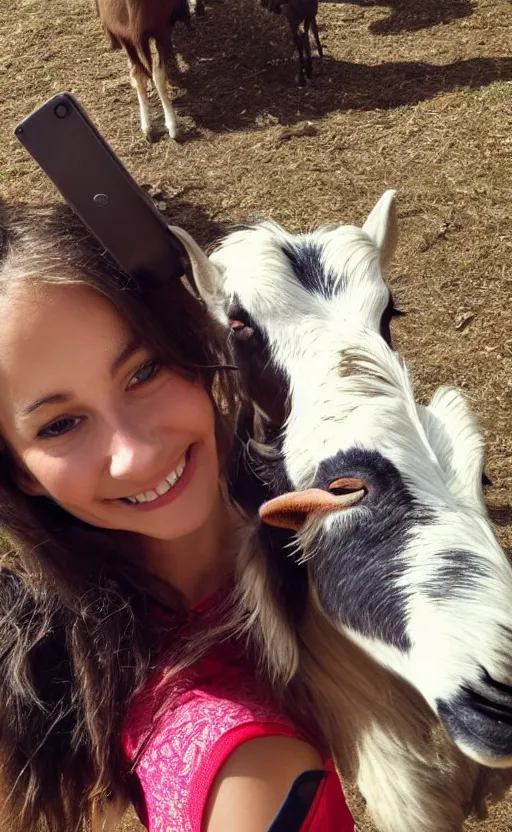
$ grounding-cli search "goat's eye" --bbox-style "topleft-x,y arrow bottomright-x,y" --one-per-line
328,477 -> 367,496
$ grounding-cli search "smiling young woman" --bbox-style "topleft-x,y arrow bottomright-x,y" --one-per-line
0,200 -> 353,832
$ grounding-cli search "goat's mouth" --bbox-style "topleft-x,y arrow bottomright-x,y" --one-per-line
437,677 -> 512,767
259,478 -> 367,531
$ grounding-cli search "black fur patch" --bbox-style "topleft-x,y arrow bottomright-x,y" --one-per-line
282,239 -> 400,347
309,448 -> 434,651
229,418 -> 309,629
379,292 -> 402,347
423,550 -> 491,601
282,239 -> 340,297
437,673 -> 512,759
228,297 -> 290,425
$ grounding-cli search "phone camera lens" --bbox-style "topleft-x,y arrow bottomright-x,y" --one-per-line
54,102 -> 70,119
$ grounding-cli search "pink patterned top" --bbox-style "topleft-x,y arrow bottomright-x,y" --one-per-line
122,593 -> 354,832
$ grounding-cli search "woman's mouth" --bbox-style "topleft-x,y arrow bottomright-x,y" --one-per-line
116,445 -> 195,512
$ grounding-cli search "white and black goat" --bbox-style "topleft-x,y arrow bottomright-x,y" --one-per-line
169,195 -> 512,831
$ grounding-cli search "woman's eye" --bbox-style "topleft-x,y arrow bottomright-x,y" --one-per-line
128,359 -> 162,388
37,416 -> 81,439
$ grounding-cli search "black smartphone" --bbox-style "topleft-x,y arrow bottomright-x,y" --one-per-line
13,92 -> 185,288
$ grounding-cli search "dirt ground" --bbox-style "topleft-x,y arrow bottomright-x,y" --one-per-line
1,0 -> 511,828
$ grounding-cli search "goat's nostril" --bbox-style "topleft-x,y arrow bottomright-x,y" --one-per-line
328,477 -> 367,497
230,319 -> 255,341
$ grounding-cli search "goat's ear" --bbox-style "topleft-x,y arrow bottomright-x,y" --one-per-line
421,386 -> 486,514
259,485 -> 366,531
168,225 -> 228,323
362,189 -> 397,270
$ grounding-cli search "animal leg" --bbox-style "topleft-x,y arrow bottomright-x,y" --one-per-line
129,59 -> 155,143
284,11 -> 307,87
303,19 -> 313,79
154,40 -> 178,140
191,0 -> 206,17
310,16 -> 323,60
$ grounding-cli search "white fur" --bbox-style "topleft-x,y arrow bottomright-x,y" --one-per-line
175,193 -> 512,829
130,63 -> 152,139
152,50 -> 178,140
207,209 -> 512,745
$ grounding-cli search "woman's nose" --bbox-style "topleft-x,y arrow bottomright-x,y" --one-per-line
108,424 -> 163,481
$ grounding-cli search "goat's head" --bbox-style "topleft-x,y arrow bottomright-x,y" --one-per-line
171,196 -> 512,769
176,190 -> 401,425
260,333 -> 512,767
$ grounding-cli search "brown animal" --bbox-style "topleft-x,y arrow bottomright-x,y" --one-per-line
94,0 -> 203,141
260,0 -> 323,86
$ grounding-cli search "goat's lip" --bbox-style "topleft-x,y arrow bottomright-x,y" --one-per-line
259,486 -> 366,531
437,688 -> 512,766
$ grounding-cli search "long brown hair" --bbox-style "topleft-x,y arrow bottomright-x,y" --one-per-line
0,200 -> 241,832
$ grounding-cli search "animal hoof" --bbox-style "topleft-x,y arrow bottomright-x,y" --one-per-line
298,76 -> 306,87
144,128 -> 158,144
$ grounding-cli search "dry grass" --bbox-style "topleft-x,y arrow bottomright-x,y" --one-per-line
1,0 -> 511,828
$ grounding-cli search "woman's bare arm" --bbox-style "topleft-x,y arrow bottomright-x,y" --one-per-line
204,736 -> 324,832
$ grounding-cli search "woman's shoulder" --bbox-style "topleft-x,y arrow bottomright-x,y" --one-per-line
122,638 -> 299,830
122,606 -> 353,832
204,738 -> 354,832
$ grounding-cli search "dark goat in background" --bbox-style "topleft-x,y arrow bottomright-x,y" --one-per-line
260,0 -> 323,86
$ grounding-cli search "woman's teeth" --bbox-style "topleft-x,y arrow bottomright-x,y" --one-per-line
122,454 -> 187,505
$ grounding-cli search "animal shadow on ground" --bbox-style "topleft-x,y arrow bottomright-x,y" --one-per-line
171,4 -> 512,137
324,0 -> 475,35
139,187 -> 227,248
489,505 -> 512,530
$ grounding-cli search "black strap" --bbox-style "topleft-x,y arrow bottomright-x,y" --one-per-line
268,769 -> 327,832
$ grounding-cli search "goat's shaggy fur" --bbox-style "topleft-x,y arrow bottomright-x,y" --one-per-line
169,207 -> 512,830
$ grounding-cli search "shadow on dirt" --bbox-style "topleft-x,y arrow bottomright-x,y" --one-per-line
489,505 -> 512,530
171,5 -> 512,135
323,0 -> 475,35
139,185 -> 228,248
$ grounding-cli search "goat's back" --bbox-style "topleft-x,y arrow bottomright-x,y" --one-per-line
95,0 -> 184,41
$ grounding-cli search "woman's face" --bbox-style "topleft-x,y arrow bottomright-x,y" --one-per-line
0,282 -> 221,541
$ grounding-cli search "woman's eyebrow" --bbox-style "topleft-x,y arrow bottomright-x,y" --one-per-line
109,336 -> 142,376
23,392 -> 71,417
21,338 -> 142,418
